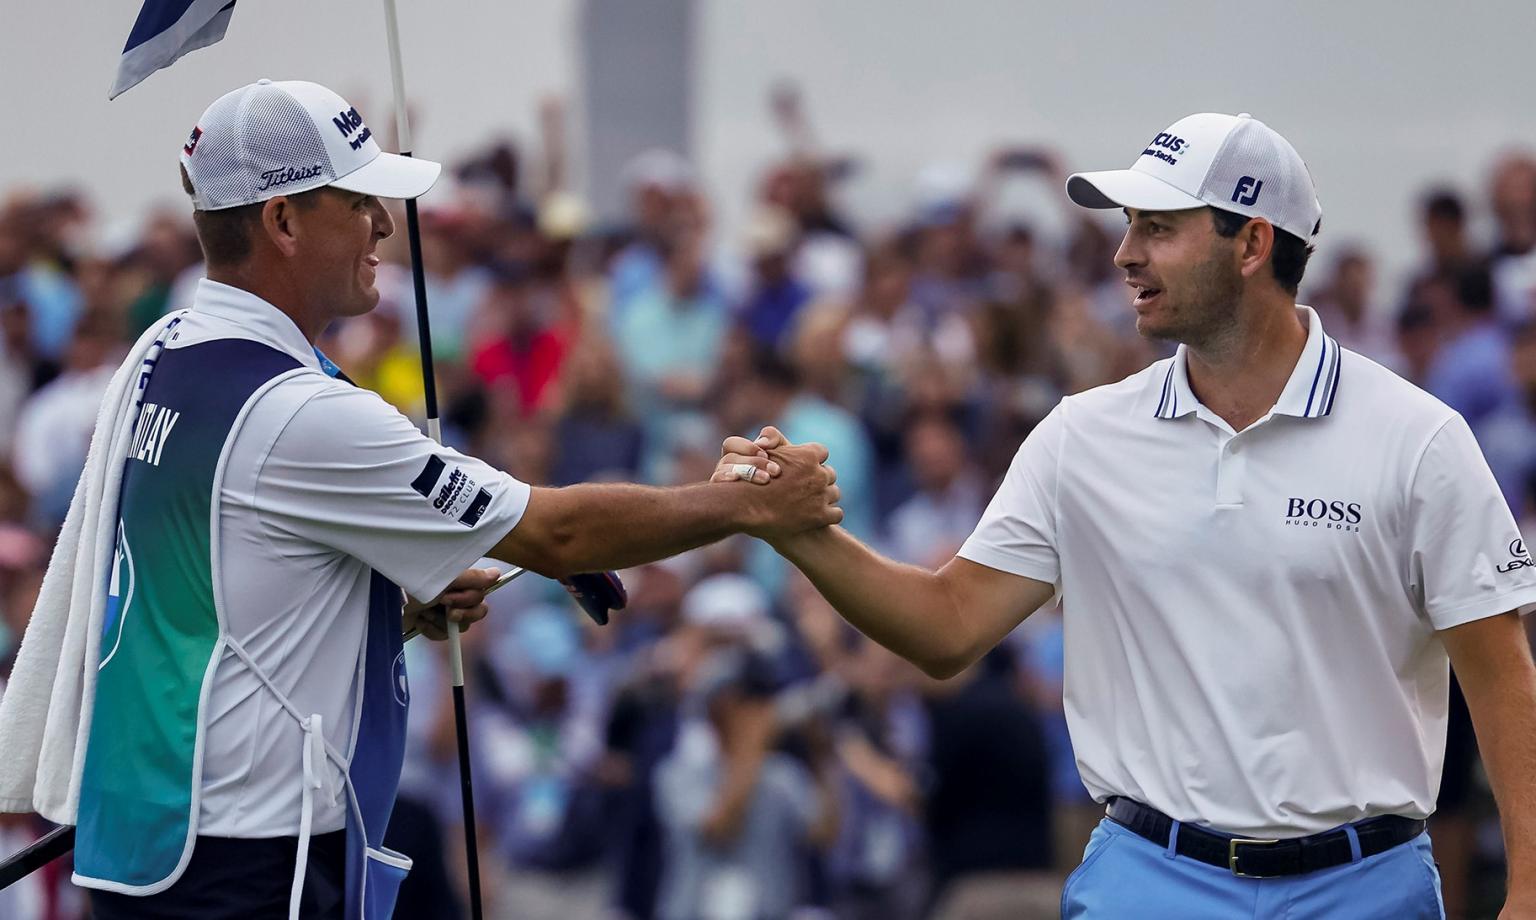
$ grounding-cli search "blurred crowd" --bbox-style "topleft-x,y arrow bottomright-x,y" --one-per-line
3,91 -> 1536,920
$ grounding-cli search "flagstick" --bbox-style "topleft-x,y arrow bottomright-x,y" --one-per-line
380,3 -> 485,918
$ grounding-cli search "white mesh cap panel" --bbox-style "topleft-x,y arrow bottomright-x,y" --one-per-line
181,79 -> 440,210
183,90 -> 250,210
1197,116 -> 1322,241
183,82 -> 338,211
233,88 -> 336,204
1067,112 -> 1323,244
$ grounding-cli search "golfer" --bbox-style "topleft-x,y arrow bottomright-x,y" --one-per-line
722,113 -> 1536,917
3,79 -> 840,920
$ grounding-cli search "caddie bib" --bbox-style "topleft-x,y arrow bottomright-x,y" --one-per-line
74,329 -> 413,919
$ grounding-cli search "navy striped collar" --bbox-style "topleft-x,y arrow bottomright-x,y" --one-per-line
1152,350 -> 1191,419
1152,306 -> 1342,421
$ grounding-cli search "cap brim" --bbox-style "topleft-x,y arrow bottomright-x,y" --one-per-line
1066,169 -> 1205,212
331,150 -> 441,200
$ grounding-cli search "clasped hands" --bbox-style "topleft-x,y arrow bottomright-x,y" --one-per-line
711,425 -> 843,541
403,427 -> 840,639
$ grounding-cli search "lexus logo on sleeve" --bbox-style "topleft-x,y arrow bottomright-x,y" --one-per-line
1498,539 -> 1533,574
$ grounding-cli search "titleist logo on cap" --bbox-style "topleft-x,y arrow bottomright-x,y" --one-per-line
182,80 -> 440,211
256,164 -> 325,192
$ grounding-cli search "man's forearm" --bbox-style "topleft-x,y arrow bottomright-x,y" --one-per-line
1464,663 -> 1536,888
773,527 -> 970,677
1447,613 -> 1536,894
496,482 -> 752,578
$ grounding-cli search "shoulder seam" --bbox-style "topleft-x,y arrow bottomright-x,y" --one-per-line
1400,411 -> 1460,601
1402,413 -> 1458,507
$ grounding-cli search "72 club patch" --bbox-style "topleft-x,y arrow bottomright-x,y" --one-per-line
410,455 -> 492,526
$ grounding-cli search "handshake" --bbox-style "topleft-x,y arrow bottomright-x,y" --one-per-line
709,426 -> 844,542
410,425 -> 841,641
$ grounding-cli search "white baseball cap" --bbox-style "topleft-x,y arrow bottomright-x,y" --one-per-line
682,573 -> 770,630
621,148 -> 694,193
1067,113 -> 1322,242
180,79 -> 441,211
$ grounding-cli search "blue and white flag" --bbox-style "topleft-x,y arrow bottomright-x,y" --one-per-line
109,0 -> 237,99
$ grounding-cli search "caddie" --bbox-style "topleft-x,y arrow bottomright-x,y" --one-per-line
0,79 -> 842,920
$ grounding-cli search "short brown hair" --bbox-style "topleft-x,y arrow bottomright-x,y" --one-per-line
179,165 -> 319,267
1209,207 -> 1316,295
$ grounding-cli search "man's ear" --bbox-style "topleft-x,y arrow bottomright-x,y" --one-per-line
1237,217 -> 1275,283
258,196 -> 302,258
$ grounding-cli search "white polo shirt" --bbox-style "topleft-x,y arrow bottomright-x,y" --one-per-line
960,305 -> 1536,837
174,280 -> 532,838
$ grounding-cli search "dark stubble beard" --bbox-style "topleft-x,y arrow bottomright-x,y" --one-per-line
1144,242 -> 1244,350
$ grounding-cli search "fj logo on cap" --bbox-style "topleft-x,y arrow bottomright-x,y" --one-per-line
1232,176 -> 1264,206
332,106 -> 373,151
183,125 -> 202,157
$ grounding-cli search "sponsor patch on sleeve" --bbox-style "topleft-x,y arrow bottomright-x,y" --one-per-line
411,456 -> 493,527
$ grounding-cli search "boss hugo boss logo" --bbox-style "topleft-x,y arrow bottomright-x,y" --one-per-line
256,164 -> 324,191
1498,539 -> 1533,574
1285,497 -> 1363,533
1141,132 -> 1189,166
1232,176 -> 1263,206
332,106 -> 373,151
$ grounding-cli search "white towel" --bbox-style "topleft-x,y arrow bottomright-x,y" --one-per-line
0,313 -> 185,823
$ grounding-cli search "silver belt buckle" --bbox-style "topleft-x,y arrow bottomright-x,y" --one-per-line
1228,837 -> 1281,878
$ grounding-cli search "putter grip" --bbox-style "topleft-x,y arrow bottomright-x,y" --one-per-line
560,571 -> 627,625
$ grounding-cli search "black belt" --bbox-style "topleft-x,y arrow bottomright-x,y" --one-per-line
1105,797 -> 1426,879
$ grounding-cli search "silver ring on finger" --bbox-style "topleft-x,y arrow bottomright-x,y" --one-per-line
732,463 -> 757,481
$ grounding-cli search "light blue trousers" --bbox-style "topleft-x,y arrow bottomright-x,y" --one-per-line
1062,817 -> 1444,919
